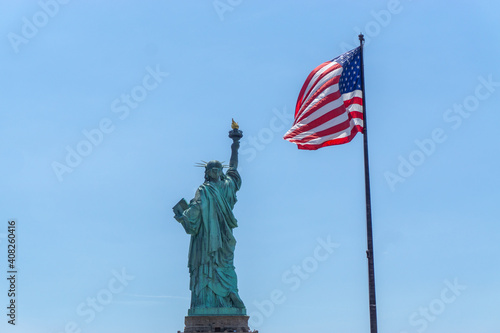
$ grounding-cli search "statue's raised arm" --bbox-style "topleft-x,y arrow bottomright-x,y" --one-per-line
228,118 -> 243,170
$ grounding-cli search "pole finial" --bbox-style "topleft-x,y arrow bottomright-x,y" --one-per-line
358,33 -> 365,44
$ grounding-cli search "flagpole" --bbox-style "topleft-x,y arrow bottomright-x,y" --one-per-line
358,33 -> 378,333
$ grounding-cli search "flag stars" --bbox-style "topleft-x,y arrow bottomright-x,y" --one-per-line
337,47 -> 362,95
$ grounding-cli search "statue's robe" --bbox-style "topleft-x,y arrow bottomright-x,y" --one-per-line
179,168 -> 245,310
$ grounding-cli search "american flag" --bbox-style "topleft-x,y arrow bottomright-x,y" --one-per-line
284,47 -> 364,150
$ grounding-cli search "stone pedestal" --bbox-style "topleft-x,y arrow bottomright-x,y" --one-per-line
178,315 -> 258,333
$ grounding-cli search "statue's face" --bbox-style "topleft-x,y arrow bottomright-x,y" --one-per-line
207,167 -> 221,181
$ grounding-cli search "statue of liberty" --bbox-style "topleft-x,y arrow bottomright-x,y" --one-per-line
173,120 -> 246,316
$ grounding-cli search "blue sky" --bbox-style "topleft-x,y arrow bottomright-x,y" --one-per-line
1,0 -> 499,332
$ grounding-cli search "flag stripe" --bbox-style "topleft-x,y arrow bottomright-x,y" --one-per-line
298,64 -> 342,117
291,87 -> 342,131
284,101 -> 347,139
287,111 -> 363,145
295,65 -> 340,122
290,118 -> 364,150
294,127 -> 362,150
286,96 -> 363,143
295,62 -> 340,117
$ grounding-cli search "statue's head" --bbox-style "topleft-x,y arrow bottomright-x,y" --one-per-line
204,160 -> 224,182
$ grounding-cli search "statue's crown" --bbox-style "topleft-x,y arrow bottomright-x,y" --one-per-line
194,160 -> 229,169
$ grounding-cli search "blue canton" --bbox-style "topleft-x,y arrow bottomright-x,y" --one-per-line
332,47 -> 362,94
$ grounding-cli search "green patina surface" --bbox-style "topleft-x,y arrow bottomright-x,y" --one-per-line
174,127 -> 246,316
